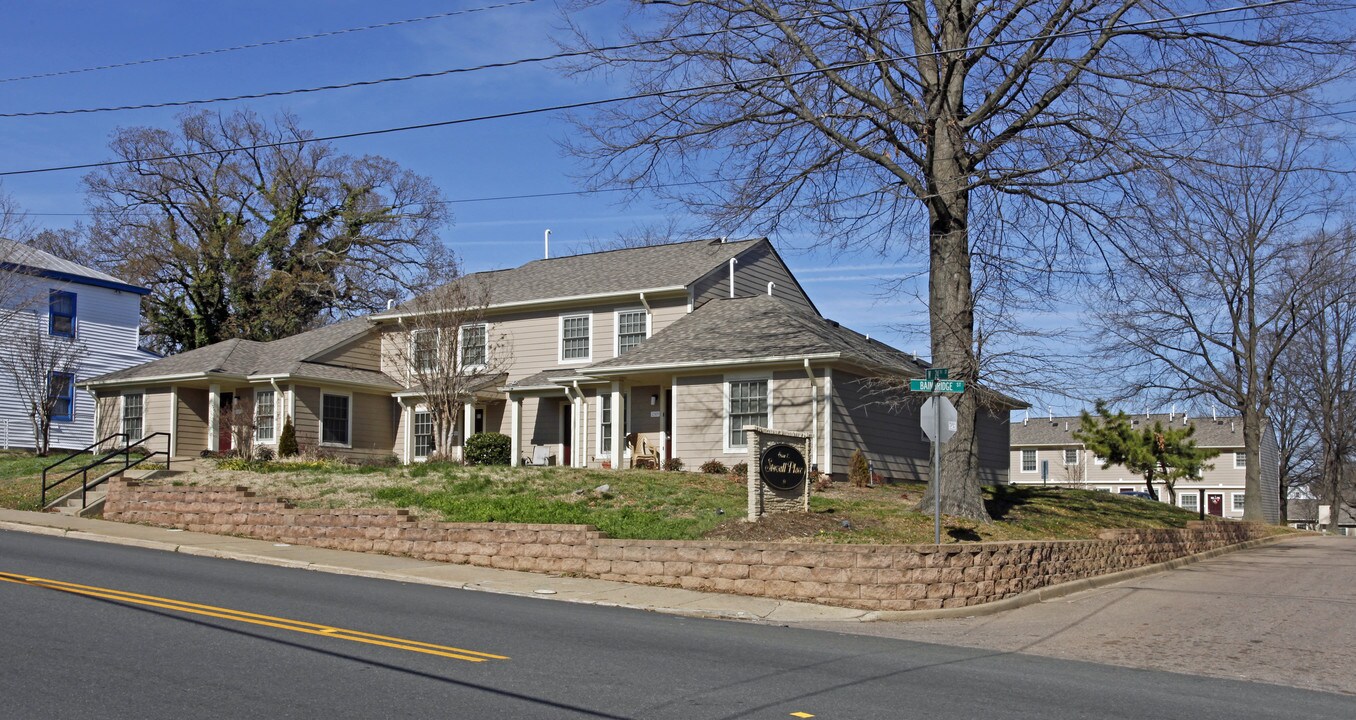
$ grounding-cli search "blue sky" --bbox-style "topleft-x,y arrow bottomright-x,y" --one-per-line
0,0 -> 1099,414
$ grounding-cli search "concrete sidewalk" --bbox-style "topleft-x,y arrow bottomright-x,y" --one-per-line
0,508 -> 869,623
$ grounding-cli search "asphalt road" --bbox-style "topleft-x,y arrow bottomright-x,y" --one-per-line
3,530 -> 1353,719
798,535 -> 1356,696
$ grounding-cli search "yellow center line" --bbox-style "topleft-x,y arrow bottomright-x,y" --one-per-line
0,571 -> 508,663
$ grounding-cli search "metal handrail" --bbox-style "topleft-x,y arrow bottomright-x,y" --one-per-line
41,432 -> 172,510
41,433 -> 127,508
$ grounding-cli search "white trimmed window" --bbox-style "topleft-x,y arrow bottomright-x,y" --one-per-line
321,393 -> 351,446
616,309 -> 649,356
1234,452 -> 1246,468
460,324 -> 487,369
598,393 -> 630,455
122,393 -> 144,441
411,329 -> 438,374
255,390 -> 276,442
413,410 -> 435,458
1063,448 -> 1079,465
1232,493 -> 1245,512
727,378 -> 768,449
560,314 -> 591,362
1021,449 -> 1037,473
1180,494 -> 1199,511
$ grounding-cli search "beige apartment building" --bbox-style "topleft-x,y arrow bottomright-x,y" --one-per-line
1010,412 -> 1280,521
84,238 -> 1023,483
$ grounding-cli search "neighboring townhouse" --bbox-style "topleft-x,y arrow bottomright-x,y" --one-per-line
84,237 -> 1023,482
0,238 -> 156,450
1009,412 -> 1280,522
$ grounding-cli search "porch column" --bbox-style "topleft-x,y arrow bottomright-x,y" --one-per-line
169,386 -> 179,457
670,376 -> 680,465
464,401 -> 476,445
398,398 -> 412,464
208,384 -> 221,452
576,391 -> 588,468
611,382 -> 623,471
822,370 -> 834,475
658,386 -> 668,467
510,394 -> 522,467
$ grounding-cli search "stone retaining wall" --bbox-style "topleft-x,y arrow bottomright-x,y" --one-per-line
104,481 -> 1270,611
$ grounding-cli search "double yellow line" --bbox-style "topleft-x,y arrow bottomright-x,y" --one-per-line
0,571 -> 508,663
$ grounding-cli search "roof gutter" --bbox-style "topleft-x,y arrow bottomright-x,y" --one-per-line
372,286 -> 688,321
585,352 -> 842,377
79,371 -> 247,389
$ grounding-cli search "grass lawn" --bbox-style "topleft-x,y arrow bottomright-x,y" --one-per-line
0,451 -> 99,511
163,458 -> 1223,544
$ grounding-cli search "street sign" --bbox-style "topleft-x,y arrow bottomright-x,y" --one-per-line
920,397 -> 957,443
925,368 -> 949,381
911,379 -> 966,393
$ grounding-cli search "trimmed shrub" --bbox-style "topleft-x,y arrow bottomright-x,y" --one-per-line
664,457 -> 684,472
700,459 -> 728,474
729,461 -> 749,482
849,449 -> 870,488
464,432 -> 512,465
254,446 -> 275,462
278,417 -> 299,457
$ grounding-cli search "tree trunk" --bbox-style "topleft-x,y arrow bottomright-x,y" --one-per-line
1242,405 -> 1266,522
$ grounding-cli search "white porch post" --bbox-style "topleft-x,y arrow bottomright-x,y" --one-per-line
169,386 -> 179,457
670,376 -> 680,466
822,370 -> 834,475
464,401 -> 476,446
658,386 -> 668,467
208,384 -> 221,452
610,382 -> 623,471
399,398 -> 412,464
510,394 -> 522,467
577,391 -> 588,468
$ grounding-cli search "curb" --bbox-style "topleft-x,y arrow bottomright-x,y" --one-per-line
858,534 -> 1288,622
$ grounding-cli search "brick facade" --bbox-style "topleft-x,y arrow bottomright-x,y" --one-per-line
104,480 -> 1270,611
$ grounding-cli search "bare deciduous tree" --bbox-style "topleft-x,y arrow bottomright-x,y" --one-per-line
382,276 -> 510,461
0,317 -> 85,455
82,109 -> 453,354
563,0 -> 1351,520
1097,122 -> 1351,522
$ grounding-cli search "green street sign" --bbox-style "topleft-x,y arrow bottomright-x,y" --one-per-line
910,379 -> 965,393
925,368 -> 949,381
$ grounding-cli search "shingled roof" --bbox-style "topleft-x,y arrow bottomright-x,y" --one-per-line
375,238 -> 761,316
84,317 -> 398,389
0,237 -> 148,295
582,295 -> 922,373
1011,413 -> 1253,448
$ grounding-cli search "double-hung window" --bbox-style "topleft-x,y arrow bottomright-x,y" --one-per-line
616,310 -> 648,355
255,390 -> 276,442
727,379 -> 768,448
1232,493 -> 1245,512
1180,493 -> 1199,511
122,393 -> 144,440
561,314 -> 591,362
49,372 -> 75,422
321,393 -> 351,446
598,393 -> 629,454
411,330 -> 438,375
1234,452 -> 1246,469
460,324 -> 487,369
413,410 -> 435,458
49,290 -> 76,337
1021,449 -> 1037,473
1063,448 -> 1079,465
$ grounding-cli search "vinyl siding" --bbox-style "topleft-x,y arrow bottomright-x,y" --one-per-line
674,374 -> 725,468
176,388 -> 210,457
1,276 -> 151,450
975,408 -> 1010,485
830,370 -> 928,482
311,332 -> 382,371
690,241 -> 813,312
293,386 -> 321,450
141,387 -> 172,454
1260,420 -> 1280,523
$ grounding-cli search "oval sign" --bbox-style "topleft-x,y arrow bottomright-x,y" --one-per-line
760,444 -> 807,492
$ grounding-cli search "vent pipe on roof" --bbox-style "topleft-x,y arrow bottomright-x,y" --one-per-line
720,236 -> 727,243
728,258 -> 737,298
1022,411 -> 1028,426
386,298 -> 396,310
1212,405 -> 1217,421
767,281 -> 775,296
1169,404 -> 1175,422
544,229 -> 551,259
1183,412 -> 1188,426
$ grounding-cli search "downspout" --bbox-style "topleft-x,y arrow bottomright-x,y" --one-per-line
804,359 -> 817,471
637,292 -> 651,314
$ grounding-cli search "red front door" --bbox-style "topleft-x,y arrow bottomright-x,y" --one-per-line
1207,493 -> 1224,517
219,393 -> 234,453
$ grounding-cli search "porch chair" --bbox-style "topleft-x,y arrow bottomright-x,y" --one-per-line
626,433 -> 661,469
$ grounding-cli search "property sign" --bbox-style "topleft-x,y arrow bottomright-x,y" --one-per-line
909,379 -> 965,393
760,444 -> 807,492
920,397 -> 957,443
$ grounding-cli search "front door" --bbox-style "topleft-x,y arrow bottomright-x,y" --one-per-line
475,407 -> 485,435
218,392 -> 234,453
561,404 -> 572,466
1207,493 -> 1224,517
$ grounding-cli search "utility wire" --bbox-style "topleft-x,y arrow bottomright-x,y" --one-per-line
0,0 -> 1334,178
0,2 -> 907,118
0,0 -> 541,85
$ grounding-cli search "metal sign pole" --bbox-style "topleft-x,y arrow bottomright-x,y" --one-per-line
934,386 -> 942,545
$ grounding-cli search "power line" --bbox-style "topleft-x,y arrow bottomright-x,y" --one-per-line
0,1 -> 541,85
0,0 -> 1335,178
0,2 -> 907,118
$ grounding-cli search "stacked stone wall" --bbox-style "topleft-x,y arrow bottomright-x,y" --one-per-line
105,481 -> 1268,611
